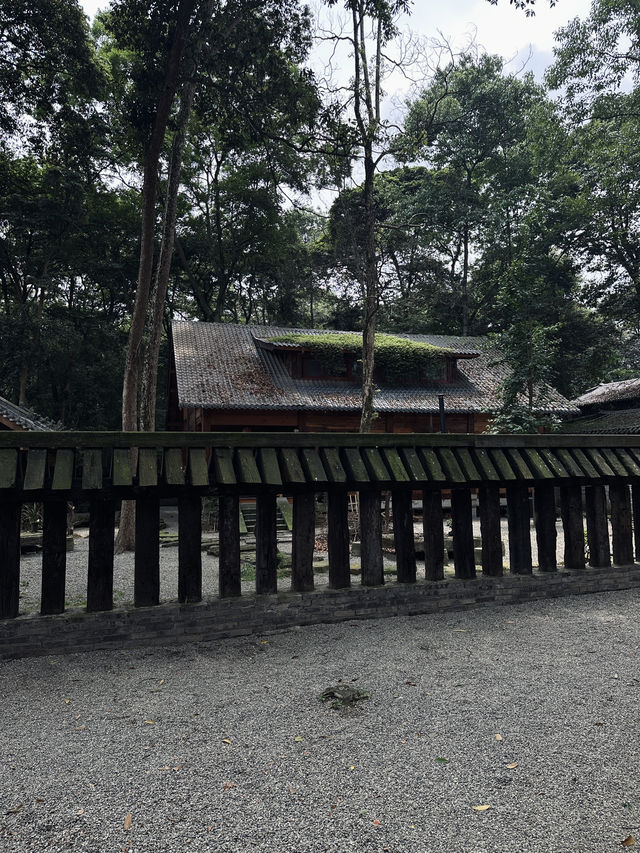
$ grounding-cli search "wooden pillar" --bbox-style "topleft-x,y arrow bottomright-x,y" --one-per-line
359,490 -> 383,586
534,483 -> 557,572
0,501 -> 21,618
451,488 -> 476,579
560,484 -> 585,570
585,485 -> 610,568
328,491 -> 350,589
507,484 -> 532,575
478,484 -> 502,576
135,494 -> 160,607
178,493 -> 202,603
218,493 -> 241,598
292,492 -> 315,592
41,499 -> 68,615
256,493 -> 278,594
87,497 -> 115,612
392,489 -> 416,584
422,489 -> 444,581
633,483 -> 640,562
610,482 -> 634,566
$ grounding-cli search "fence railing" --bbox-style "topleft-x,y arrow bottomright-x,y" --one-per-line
2,431 -> 640,621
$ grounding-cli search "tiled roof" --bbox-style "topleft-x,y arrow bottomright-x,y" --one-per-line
561,408 -> 640,434
172,321 -> 577,416
573,378 -> 640,408
0,395 -> 62,431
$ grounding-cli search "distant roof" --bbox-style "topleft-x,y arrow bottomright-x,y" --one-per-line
0,395 -> 61,431
560,408 -> 640,434
574,378 -> 640,408
172,321 -> 576,416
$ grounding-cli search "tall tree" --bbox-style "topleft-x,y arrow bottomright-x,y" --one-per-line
323,0 -> 409,431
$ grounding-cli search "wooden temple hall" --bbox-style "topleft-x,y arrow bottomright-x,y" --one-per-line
167,322 -> 576,434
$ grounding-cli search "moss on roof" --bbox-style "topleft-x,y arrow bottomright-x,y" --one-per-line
268,332 -> 453,382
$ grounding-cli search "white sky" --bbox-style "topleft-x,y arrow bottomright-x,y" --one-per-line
80,0 -> 591,83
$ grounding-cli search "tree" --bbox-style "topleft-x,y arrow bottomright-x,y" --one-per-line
322,0 -> 410,431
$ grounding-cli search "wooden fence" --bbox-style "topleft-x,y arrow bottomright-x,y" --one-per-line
1,431 -> 640,622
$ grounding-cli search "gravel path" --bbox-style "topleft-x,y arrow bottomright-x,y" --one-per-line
2,590 -> 640,852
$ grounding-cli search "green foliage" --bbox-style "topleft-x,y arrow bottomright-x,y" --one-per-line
269,332 -> 452,381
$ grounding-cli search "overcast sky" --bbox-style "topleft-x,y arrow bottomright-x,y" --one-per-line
80,0 -> 592,84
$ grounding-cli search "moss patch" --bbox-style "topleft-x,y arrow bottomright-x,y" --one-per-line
269,332 -> 452,382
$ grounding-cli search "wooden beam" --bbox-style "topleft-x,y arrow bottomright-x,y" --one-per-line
292,493 -> 315,592
359,490 -> 383,586
422,490 -> 444,581
178,494 -> 202,603
87,498 -> 115,612
534,482 -> 557,573
478,484 -> 502,576
218,493 -> 241,597
507,485 -> 532,575
328,490 -> 350,589
392,489 -> 416,583
585,485 -> 610,568
255,493 -> 278,594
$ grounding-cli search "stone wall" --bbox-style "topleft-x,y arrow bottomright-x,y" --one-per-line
3,565 -> 640,660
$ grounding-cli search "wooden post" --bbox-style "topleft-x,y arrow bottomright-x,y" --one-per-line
0,501 -> 21,618
560,484 -> 585,570
256,493 -> 278,594
87,498 -> 115,612
218,493 -> 241,597
610,482 -> 634,566
632,483 -> 640,562
534,483 -> 557,572
585,485 -> 610,568
423,490 -> 444,581
41,499 -> 68,615
478,484 -> 502,576
178,493 -> 202,603
507,484 -> 532,575
392,489 -> 416,584
359,490 -> 383,586
292,492 -> 315,592
451,488 -> 476,579
328,490 -> 350,589
134,494 -> 160,607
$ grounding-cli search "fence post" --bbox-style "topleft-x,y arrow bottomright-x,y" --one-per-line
359,490 -> 383,586
41,499 -> 68,614
534,483 -> 557,572
423,489 -> 444,581
560,484 -> 585,570
256,493 -> 278,594
507,484 -> 532,575
392,489 -> 416,583
610,482 -> 634,566
632,483 -> 640,562
218,493 -> 241,597
328,490 -> 350,589
0,501 -> 21,618
135,494 -> 160,607
87,498 -> 115,611
478,484 -> 502,576
585,485 -> 610,568
451,488 -> 476,579
292,492 -> 315,592
178,493 -> 202,603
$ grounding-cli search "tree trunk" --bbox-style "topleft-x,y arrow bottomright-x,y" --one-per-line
139,68 -> 198,431
116,0 -> 195,553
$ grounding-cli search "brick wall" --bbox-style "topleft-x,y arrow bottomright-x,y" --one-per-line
3,566 -> 640,660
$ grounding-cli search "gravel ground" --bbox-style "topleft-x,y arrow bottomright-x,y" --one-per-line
2,590 -> 640,852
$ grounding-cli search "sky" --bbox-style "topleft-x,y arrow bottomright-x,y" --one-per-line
79,0 -> 592,84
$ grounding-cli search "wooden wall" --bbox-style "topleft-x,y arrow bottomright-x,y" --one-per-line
174,407 -> 492,434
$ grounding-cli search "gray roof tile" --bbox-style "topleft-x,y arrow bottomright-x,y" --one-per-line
172,322 -> 576,416
0,395 -> 62,431
574,378 -> 640,408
